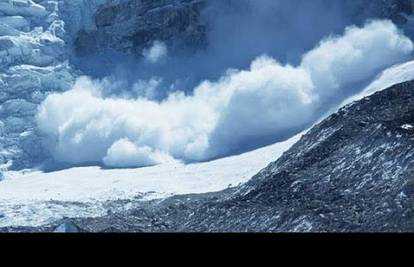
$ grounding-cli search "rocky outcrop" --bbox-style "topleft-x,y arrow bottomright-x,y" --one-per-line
74,0 -> 206,55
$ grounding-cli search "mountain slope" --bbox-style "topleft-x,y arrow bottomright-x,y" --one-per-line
95,80 -> 414,232
184,80 -> 414,232
2,78 -> 414,233
227,80 -> 414,232
11,79 -> 412,233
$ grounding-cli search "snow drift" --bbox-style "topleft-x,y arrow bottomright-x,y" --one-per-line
36,20 -> 414,168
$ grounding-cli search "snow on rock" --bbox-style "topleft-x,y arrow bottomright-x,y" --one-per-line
401,124 -> 414,130
62,0 -> 112,35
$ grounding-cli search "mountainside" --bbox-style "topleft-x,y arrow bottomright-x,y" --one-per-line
225,80 -> 414,232
3,80 -> 413,232
78,80 -> 414,232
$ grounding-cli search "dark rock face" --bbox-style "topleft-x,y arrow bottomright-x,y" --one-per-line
73,0 -> 414,56
348,0 -> 413,22
7,80 -> 412,233
75,0 -> 207,55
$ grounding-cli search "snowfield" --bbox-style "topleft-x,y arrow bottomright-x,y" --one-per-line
0,133 -> 301,227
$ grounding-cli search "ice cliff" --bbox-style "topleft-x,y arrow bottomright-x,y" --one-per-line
0,0 -> 77,170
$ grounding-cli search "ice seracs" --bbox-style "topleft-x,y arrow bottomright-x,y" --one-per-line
0,15 -> 30,31
0,0 -> 118,170
0,0 -> 48,18
0,0 -> 77,169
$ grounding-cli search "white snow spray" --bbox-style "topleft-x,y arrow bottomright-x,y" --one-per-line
37,20 -> 413,168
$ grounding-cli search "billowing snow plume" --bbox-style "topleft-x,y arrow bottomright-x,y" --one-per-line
36,20 -> 414,168
143,41 -> 168,63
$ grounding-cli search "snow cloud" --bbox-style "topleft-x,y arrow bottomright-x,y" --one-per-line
36,20 -> 413,168
142,41 -> 168,63
103,139 -> 175,168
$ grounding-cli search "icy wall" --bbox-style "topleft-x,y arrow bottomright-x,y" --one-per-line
0,0 -> 79,169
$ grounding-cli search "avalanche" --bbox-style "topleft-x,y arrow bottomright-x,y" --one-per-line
2,58 -> 414,227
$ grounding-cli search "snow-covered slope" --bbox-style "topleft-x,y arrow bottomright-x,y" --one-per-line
0,133 -> 300,227
345,60 -> 414,104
